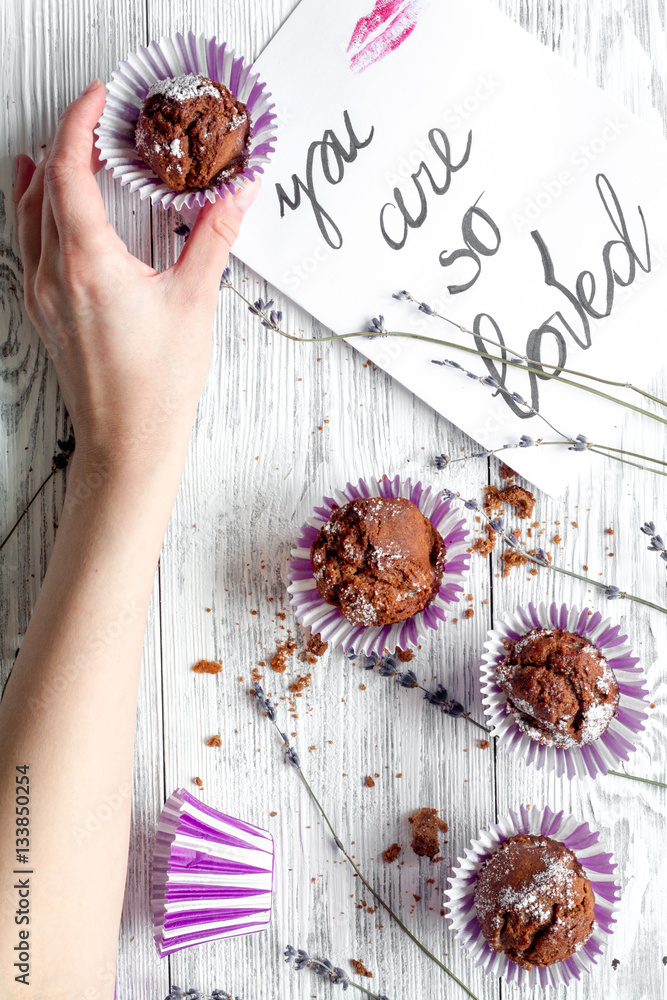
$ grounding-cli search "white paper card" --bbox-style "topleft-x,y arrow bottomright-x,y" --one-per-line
232,0 -> 667,495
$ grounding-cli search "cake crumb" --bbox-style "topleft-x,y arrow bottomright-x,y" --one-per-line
299,632 -> 329,664
270,636 -> 297,673
607,527 -> 615,535
409,807 -> 448,859
382,843 -> 401,864
395,647 -> 415,662
206,735 -> 222,747
192,659 -> 222,674
193,777 -> 203,788
484,483 -> 536,519
364,775 -> 375,788
480,739 -> 490,749
350,960 -> 373,978
463,608 -> 474,619
499,462 -> 517,481
472,524 -> 496,557
289,673 -> 311,694
270,811 -> 277,817
500,549 -> 528,577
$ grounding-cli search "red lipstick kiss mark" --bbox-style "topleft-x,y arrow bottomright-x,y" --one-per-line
348,0 -> 424,73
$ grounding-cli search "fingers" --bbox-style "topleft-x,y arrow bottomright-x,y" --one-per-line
171,178 -> 261,294
15,156 -> 46,294
44,79 -> 108,241
13,154 -> 36,205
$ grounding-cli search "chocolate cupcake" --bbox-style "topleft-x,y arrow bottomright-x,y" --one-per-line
474,833 -> 596,969
310,496 -> 445,627
97,32 -> 277,212
135,73 -> 250,191
496,628 -> 619,748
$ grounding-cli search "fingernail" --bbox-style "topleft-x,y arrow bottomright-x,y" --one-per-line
81,78 -> 103,96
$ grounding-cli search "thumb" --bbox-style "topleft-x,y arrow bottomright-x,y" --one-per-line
173,177 -> 261,291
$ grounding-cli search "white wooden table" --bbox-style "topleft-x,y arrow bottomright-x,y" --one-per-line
2,1 -> 666,998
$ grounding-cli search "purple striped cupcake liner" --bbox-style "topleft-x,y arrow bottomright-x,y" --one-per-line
444,804 -> 620,989
480,601 -> 649,780
150,788 -> 274,957
95,31 -> 277,212
287,475 -> 470,657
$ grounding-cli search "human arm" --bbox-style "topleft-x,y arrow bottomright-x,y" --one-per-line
0,78 -> 258,998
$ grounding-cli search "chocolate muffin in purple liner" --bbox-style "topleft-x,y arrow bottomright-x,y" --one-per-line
496,628 -> 619,748
135,73 -> 251,191
474,833 -> 596,969
310,496 -> 445,627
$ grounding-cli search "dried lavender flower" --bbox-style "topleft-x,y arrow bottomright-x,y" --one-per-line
173,222 -> 191,238
367,315 -> 388,336
640,521 -> 667,563
285,945 -> 297,963
252,682 -> 277,722
605,586 -> 622,599
435,453 -> 449,469
396,669 -> 418,688
311,959 -> 335,977
53,434 -> 76,470
295,949 -> 310,971
220,266 -> 232,289
568,434 -> 589,452
418,301 -> 434,315
378,655 -> 397,676
392,289 -> 411,301
519,434 -> 534,447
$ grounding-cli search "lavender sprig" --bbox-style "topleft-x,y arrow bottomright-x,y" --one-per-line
434,436 -> 667,475
168,225 -> 667,433
431,362 -> 667,475
431,361 -> 564,438
165,990 -> 241,1000
397,288 -> 667,409
251,694 -> 481,1000
640,522 -> 667,564
285,945 -> 390,998
0,435 -> 76,553
207,260 -> 667,432
348,652 -> 490,734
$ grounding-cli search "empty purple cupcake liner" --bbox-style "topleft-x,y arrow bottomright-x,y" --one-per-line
150,788 -> 274,957
444,804 -> 620,989
287,475 -> 471,657
95,31 -> 277,212
480,601 -> 649,780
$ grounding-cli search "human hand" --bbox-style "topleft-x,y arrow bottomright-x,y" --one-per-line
13,78 -> 259,469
